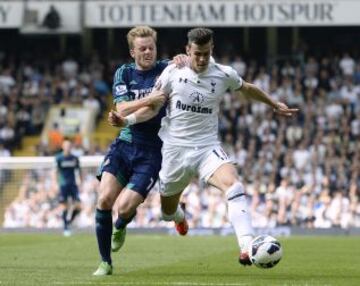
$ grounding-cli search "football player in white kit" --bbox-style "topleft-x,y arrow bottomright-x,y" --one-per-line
110,27 -> 298,266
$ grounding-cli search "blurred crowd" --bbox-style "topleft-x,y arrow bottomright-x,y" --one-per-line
0,55 -> 109,154
1,50 -> 360,229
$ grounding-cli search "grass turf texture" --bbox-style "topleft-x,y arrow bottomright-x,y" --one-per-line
0,234 -> 359,286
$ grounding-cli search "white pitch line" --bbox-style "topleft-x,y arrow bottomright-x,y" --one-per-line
54,282 -> 248,286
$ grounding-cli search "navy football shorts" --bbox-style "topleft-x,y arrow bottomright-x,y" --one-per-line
59,184 -> 80,203
97,139 -> 162,199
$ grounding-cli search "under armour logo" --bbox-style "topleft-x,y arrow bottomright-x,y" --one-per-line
211,80 -> 216,93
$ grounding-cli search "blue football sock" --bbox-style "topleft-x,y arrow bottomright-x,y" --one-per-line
62,210 -> 69,230
95,209 -> 112,265
69,208 -> 81,224
114,212 -> 136,230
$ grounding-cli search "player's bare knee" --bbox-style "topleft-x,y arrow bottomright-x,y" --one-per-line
224,178 -> 238,189
117,205 -> 136,219
216,177 -> 238,192
97,193 -> 114,210
226,181 -> 245,201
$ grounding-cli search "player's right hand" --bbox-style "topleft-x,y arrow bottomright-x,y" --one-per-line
108,110 -> 127,127
273,102 -> 299,117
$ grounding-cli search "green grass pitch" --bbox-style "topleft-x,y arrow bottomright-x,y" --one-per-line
0,233 -> 359,285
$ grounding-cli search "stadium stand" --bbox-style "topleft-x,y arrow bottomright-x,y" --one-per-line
1,48 -> 359,229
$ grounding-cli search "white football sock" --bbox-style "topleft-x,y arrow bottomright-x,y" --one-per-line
161,204 -> 185,223
226,182 -> 254,252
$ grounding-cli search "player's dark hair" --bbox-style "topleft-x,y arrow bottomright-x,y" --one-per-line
187,28 -> 213,45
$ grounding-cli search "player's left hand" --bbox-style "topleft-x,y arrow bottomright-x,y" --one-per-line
273,102 -> 299,117
108,110 -> 127,127
147,90 -> 167,108
172,54 -> 189,68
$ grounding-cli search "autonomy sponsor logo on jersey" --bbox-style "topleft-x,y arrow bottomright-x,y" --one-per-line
175,91 -> 212,114
175,100 -> 212,114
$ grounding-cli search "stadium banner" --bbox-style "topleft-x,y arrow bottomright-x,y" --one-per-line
85,0 -> 360,27
0,0 -> 81,33
1,0 -> 360,29
0,1 -> 22,28
20,0 -> 81,34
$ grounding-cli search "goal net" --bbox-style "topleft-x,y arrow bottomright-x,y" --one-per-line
0,156 -> 174,229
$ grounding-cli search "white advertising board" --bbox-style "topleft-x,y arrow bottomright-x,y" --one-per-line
85,0 -> 360,27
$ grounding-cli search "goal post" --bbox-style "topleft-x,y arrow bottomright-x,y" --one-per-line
0,156 -> 103,228
0,156 -> 173,230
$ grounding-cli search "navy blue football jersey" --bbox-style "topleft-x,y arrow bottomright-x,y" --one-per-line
56,153 -> 80,186
112,60 -> 168,148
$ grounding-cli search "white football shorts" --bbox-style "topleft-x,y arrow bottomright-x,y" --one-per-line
159,143 -> 232,197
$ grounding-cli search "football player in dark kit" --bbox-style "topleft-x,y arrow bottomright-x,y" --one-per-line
55,139 -> 82,237
93,25 -> 188,276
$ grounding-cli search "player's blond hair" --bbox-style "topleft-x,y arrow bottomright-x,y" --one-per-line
127,26 -> 157,50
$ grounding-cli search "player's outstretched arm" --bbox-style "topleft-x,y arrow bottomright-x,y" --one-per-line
115,96 -> 156,117
115,89 -> 167,116
108,106 -> 161,128
108,91 -> 167,127
237,81 -> 299,117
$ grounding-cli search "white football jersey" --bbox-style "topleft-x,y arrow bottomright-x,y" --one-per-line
156,62 -> 243,146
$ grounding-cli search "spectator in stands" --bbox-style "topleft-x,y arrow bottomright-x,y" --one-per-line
83,92 -> 101,121
232,56 -> 247,77
48,122 -> 64,154
1,42 -> 360,235
0,122 -> 15,149
339,52 -> 355,77
0,68 -> 15,94
0,143 -> 11,185
62,57 -> 78,79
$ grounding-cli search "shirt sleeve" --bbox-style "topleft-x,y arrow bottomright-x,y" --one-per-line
154,64 -> 175,95
227,67 -> 243,92
112,65 -> 130,104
